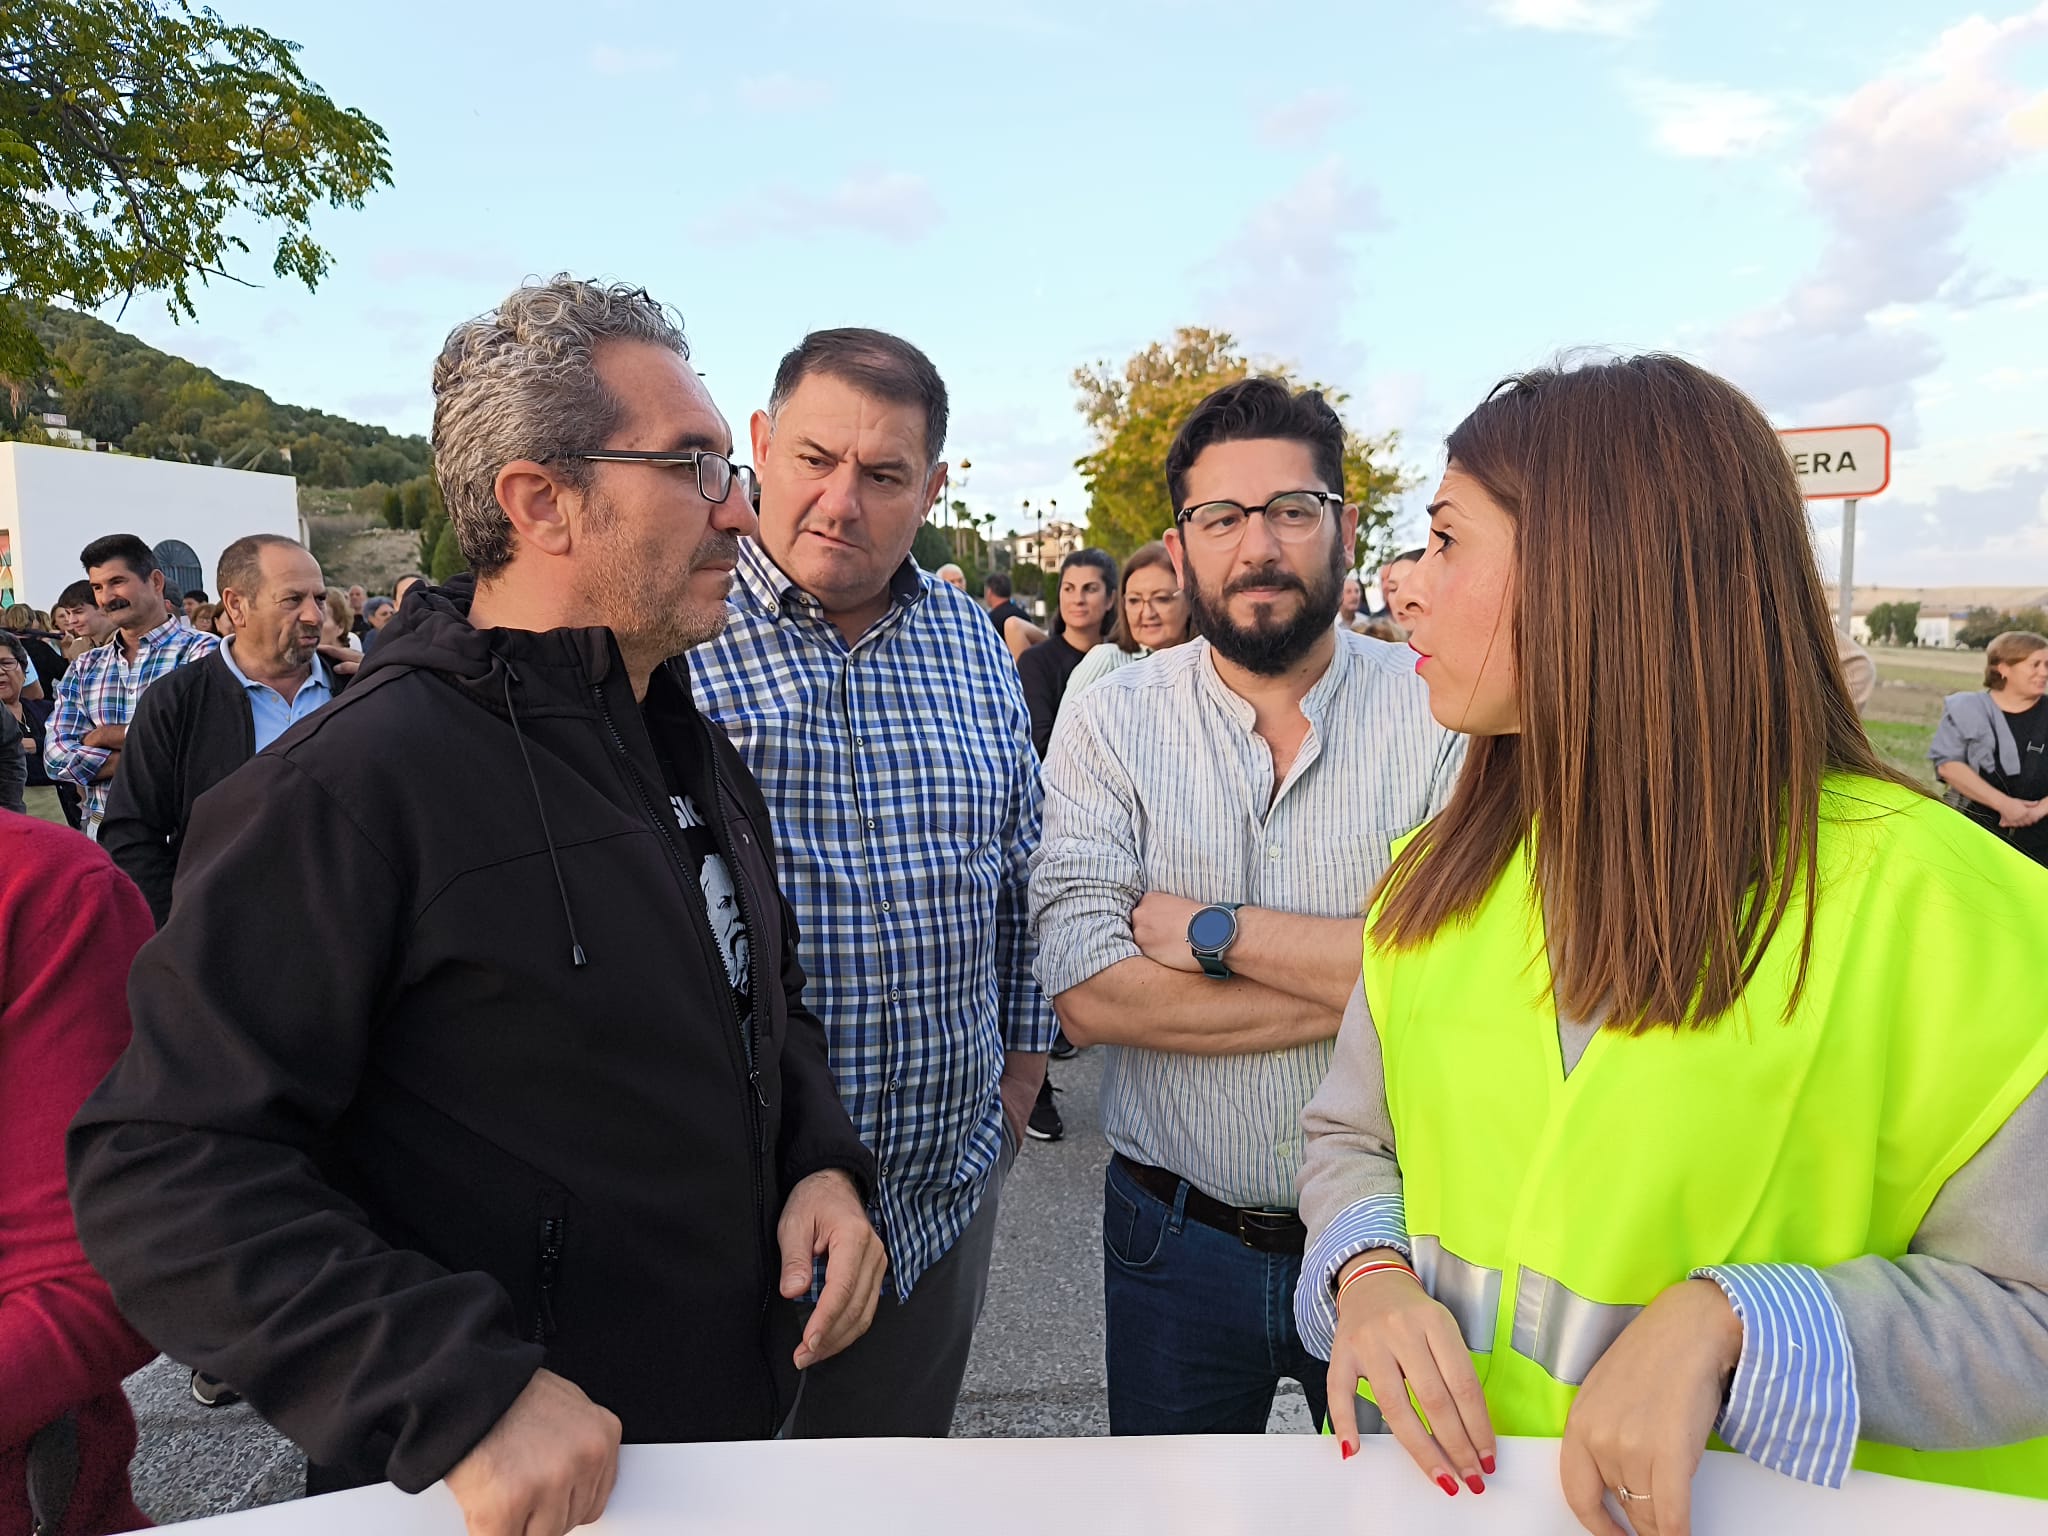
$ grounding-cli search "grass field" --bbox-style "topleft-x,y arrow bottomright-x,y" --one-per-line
1865,645 -> 1981,785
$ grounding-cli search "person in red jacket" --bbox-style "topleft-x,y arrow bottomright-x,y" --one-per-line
2,814 -> 156,1536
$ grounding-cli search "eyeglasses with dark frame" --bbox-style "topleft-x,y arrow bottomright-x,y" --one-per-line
1175,490 -> 1342,546
548,449 -> 758,509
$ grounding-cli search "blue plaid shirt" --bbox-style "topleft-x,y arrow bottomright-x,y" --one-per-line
46,614 -> 219,835
690,540 -> 1055,1297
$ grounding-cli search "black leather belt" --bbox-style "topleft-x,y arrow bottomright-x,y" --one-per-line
1112,1154 -> 1306,1254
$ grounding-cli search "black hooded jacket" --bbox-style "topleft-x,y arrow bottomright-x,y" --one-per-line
67,578 -> 873,1492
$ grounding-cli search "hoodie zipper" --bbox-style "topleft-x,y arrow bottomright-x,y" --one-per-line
590,680 -> 780,1430
533,1214 -> 564,1343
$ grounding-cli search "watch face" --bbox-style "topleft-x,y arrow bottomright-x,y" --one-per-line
1188,906 -> 1237,953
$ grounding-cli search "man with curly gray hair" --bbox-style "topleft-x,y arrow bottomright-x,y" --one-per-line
70,277 -> 885,1536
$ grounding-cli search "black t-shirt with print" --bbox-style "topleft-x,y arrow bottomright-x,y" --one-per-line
647,730 -> 753,1031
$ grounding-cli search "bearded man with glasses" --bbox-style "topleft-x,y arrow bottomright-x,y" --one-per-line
70,277 -> 882,1536
1029,376 -> 1466,1436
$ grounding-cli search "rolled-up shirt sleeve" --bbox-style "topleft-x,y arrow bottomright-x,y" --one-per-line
43,665 -> 110,788
1027,692 -> 1146,998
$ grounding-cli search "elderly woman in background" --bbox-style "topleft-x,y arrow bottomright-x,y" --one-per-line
317,590 -> 363,681
1932,630 -> 2048,867
1061,542 -> 1193,706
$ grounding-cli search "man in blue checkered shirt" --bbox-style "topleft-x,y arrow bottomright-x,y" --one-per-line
690,329 -> 1054,1438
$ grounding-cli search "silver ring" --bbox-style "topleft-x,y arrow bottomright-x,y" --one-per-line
1615,1485 -> 1652,1502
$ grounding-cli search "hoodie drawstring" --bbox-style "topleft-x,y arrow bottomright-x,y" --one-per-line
502,664 -> 588,969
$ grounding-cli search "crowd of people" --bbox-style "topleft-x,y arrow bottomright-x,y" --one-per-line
2,275 -> 2044,1536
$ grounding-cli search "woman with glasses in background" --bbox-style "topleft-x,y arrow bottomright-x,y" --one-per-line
1060,542 -> 1193,711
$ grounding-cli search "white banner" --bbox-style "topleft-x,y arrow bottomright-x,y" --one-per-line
165,1434 -> 2039,1535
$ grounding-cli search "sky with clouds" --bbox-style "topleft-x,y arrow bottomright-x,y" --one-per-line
98,0 -> 2048,584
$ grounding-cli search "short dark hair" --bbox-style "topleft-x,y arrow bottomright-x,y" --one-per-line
184,586 -> 209,604
1164,377 -> 1346,513
55,580 -> 95,612
79,533 -> 159,580
217,534 -> 308,599
769,328 -> 948,464
0,632 -> 25,668
983,571 -> 1012,599
1388,547 -> 1425,568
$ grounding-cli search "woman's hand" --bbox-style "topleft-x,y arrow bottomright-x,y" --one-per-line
1999,797 -> 2048,829
1326,1250 -> 1495,1498
1558,1278 -> 1743,1536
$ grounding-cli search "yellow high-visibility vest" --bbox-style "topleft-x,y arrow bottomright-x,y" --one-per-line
1360,775 -> 2048,1497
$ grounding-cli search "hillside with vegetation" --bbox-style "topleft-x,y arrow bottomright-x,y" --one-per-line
1,306 -> 432,487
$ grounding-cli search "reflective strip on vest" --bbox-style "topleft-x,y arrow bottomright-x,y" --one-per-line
1511,1267 -> 1641,1387
1412,1236 -> 1502,1355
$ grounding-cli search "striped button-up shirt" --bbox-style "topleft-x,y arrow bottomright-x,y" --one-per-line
689,540 -> 1055,1297
1030,633 -> 1465,1208
46,615 -> 220,836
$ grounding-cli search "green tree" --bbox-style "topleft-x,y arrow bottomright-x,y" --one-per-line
400,478 -> 430,530
1864,601 -> 1921,648
1958,606 -> 2007,649
1072,327 -> 1413,564
1,0 -> 393,382
381,486 -> 405,529
428,519 -> 465,584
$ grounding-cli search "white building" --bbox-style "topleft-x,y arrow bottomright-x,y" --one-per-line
1005,520 -> 1087,570
0,442 -> 301,610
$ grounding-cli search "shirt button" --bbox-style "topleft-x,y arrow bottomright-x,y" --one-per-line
879,1162 -> 891,1179
866,818 -> 876,829
880,901 -> 892,912
1268,844 -> 1281,860
887,1078 -> 901,1093
890,988 -> 901,1000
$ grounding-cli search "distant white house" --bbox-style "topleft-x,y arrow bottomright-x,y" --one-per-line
0,442 -> 300,610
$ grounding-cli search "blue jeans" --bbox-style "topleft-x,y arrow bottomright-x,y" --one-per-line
1101,1157 -> 1331,1435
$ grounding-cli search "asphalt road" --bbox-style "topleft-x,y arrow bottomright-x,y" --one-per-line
124,1046 -> 1314,1525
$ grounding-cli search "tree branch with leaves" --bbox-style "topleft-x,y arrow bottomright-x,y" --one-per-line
0,0 -> 392,382
1071,327 -> 1413,565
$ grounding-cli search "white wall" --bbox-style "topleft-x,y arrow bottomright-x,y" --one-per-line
0,443 -> 299,609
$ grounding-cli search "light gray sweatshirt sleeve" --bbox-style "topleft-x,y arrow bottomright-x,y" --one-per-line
1822,1076 -> 2048,1450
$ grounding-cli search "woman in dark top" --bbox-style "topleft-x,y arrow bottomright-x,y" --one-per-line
0,635 -> 78,826
1932,629 -> 2048,866
1015,547 -> 1118,759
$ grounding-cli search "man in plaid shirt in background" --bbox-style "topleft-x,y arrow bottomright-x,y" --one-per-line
46,534 -> 219,838
691,328 -> 1053,1439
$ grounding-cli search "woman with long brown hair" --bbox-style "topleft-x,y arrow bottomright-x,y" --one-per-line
1295,356 -> 2048,1528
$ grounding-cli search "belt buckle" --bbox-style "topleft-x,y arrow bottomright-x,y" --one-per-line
1234,1208 -> 1295,1250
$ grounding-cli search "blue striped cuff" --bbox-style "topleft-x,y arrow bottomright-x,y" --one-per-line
1693,1262 -> 1859,1488
1294,1195 -> 1410,1361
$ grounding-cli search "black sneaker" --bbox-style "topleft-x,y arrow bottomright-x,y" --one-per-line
189,1370 -> 241,1409
1027,1077 -> 1064,1142
1049,1029 -> 1078,1061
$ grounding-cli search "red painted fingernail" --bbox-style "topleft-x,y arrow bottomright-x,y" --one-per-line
1340,1441 -> 1355,1460
1465,1475 -> 1486,1495
1481,1454 -> 1497,1475
1437,1474 -> 1459,1497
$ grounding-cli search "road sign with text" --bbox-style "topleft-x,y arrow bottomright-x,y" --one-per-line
1778,424 -> 1890,500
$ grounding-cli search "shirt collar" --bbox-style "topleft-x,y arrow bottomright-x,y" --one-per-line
135,611 -> 190,651
1194,629 -> 1351,730
221,635 -> 330,696
733,537 -> 928,624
